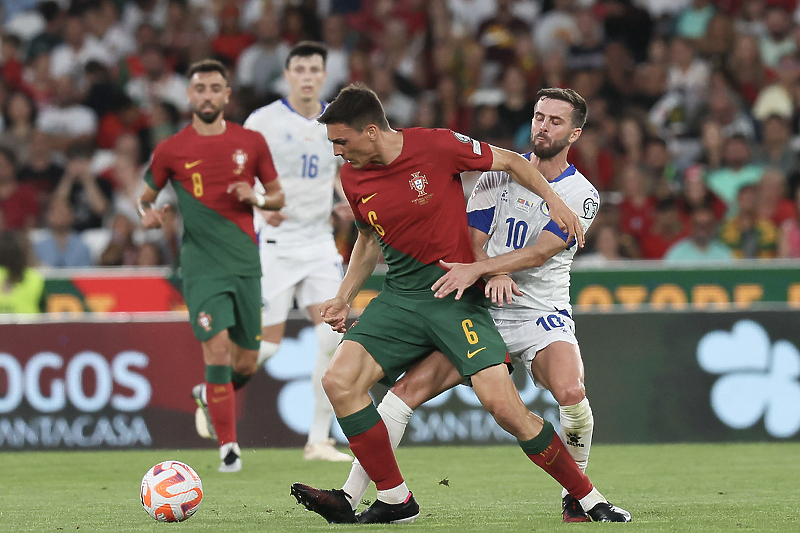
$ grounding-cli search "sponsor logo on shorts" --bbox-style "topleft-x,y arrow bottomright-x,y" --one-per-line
361,193 -> 378,203
466,346 -> 487,358
198,312 -> 212,332
185,160 -> 202,169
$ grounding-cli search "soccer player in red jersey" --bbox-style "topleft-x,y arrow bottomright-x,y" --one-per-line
138,59 -> 284,473
289,84 -> 625,524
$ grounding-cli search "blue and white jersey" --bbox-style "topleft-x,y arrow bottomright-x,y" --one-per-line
467,158 -> 600,317
245,99 -> 342,252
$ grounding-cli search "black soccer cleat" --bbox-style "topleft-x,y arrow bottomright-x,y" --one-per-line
290,483 -> 356,524
586,501 -> 632,522
356,492 -> 420,524
562,494 -> 590,522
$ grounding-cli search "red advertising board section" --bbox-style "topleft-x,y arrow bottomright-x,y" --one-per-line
0,320 -> 305,450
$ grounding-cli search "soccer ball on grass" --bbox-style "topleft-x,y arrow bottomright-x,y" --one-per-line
140,460 -> 203,522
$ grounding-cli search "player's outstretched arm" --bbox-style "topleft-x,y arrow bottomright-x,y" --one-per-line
489,146 -> 584,247
432,231 -> 566,300
320,226 -> 381,333
138,185 -> 168,229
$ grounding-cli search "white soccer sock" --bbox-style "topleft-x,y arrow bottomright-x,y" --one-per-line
307,323 -> 342,446
341,391 -> 413,510
578,487 -> 606,513
257,341 -> 280,367
377,482 -> 410,505
559,397 -> 593,498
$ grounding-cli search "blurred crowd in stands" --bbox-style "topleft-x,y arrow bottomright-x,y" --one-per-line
1,0 -> 800,292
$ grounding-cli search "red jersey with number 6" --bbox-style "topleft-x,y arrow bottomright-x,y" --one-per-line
341,128 -> 493,293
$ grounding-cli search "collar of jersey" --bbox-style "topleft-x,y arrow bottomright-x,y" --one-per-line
522,152 -> 576,183
280,98 -> 327,120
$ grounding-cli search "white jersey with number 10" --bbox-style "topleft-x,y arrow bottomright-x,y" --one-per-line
466,158 -> 600,318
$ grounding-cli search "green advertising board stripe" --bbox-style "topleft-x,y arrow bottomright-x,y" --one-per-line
365,260 -> 800,310
37,260 -> 800,314
570,260 -> 800,310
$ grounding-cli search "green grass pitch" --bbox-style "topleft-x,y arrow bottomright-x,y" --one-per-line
1,443 -> 798,532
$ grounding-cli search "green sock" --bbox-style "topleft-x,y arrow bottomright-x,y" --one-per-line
231,370 -> 250,391
518,420 -> 555,455
205,364 -> 231,384
337,404 -> 382,438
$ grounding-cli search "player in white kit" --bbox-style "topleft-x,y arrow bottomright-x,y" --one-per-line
234,41 -> 352,462
291,88 -> 630,522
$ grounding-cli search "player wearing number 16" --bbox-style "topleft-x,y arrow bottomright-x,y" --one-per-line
138,59 -> 284,473
296,84 -> 592,524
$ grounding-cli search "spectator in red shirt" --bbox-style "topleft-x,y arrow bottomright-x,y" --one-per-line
212,4 -> 255,65
0,147 -> 39,230
676,164 -> 728,223
618,164 -> 657,247
639,196 -> 690,259
96,93 -> 150,150
757,167 -> 795,227
0,34 -> 25,91
571,124 -> 615,191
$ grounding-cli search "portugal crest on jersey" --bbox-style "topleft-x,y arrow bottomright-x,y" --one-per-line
233,149 -> 248,175
409,171 -> 428,196
410,171 -> 432,205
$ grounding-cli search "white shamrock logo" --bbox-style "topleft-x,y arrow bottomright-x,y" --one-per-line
264,327 -> 346,442
696,320 -> 800,438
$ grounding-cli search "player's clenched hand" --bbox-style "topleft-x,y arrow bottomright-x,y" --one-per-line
227,182 -> 257,205
261,210 -> 288,227
432,260 -> 482,300
320,296 -> 350,333
141,205 -> 169,229
485,275 -> 522,307
547,196 -> 585,248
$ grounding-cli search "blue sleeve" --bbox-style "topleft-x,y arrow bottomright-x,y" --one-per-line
542,219 -> 576,249
467,207 -> 494,233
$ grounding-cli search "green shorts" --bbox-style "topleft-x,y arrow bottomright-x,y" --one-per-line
183,275 -> 262,350
344,288 -> 507,385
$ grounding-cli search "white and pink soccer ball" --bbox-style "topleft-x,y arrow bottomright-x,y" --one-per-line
140,460 -> 203,522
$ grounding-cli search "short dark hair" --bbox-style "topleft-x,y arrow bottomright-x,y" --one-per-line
39,1 -> 61,22
0,145 -> 17,168
318,84 -> 390,131
186,59 -> 229,82
2,34 -> 21,48
286,41 -> 328,69
535,88 -> 588,128
0,231 -> 26,284
3,91 -> 38,128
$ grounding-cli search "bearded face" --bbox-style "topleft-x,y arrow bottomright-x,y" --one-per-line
532,129 -> 572,159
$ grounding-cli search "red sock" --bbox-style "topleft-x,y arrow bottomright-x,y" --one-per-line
206,382 -> 236,446
526,431 -> 593,499
348,419 -> 404,490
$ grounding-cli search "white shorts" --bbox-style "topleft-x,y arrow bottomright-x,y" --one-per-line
494,310 -> 578,387
260,247 -> 343,326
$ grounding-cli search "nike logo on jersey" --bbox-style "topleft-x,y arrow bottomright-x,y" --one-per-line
545,448 -> 560,465
185,160 -> 203,169
361,193 -> 378,203
467,347 -> 487,358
